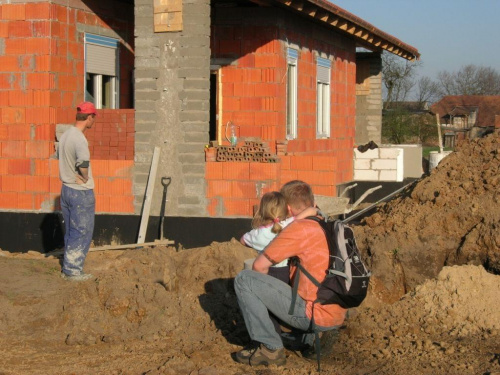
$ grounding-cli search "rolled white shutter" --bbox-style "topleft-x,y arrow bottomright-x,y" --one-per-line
317,57 -> 331,84
86,44 -> 116,76
85,34 -> 118,76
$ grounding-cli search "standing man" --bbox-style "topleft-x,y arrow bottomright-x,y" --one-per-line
57,102 -> 97,281
233,180 -> 347,366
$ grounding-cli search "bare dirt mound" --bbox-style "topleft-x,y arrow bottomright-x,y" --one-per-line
1,132 -> 500,374
334,264 -> 500,375
0,241 -> 258,374
355,131 -> 500,304
1,243 -> 499,375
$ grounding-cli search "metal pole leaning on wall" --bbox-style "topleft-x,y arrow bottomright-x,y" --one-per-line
137,147 -> 161,244
342,179 -> 418,224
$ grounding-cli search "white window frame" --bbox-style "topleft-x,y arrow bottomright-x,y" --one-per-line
286,48 -> 298,140
85,34 -> 119,109
316,57 -> 331,138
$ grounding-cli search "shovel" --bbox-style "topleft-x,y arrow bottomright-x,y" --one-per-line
158,177 -> 171,242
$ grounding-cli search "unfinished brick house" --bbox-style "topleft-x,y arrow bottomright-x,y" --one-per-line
0,0 -> 419,250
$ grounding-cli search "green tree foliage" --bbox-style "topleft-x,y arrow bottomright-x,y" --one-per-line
382,108 -> 413,144
413,113 -> 437,145
382,109 -> 437,145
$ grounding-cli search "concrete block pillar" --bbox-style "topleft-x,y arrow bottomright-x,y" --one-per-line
134,0 -> 211,216
355,52 -> 382,146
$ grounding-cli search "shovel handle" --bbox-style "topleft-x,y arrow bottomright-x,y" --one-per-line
161,177 -> 172,188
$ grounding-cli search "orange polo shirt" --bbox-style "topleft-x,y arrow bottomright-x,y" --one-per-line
263,218 -> 347,327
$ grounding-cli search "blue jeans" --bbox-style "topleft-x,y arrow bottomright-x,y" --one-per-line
60,185 -> 95,276
234,270 -> 334,350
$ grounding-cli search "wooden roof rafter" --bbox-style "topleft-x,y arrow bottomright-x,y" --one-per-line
269,0 -> 419,60
315,10 -> 329,22
303,4 -> 318,17
290,0 -> 304,12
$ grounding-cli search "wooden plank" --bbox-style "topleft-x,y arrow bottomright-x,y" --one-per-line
154,12 -> 183,32
154,0 -> 182,13
45,239 -> 175,257
436,113 -> 444,153
137,147 -> 161,244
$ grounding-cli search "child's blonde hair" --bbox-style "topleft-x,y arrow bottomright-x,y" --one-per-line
252,191 -> 288,234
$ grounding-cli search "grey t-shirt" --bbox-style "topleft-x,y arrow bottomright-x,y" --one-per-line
56,126 -> 94,190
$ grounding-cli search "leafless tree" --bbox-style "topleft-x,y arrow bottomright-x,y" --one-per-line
414,76 -> 440,105
382,52 -> 422,109
437,64 -> 500,96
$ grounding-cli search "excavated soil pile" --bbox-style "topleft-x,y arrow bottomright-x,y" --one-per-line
355,131 -> 500,304
1,244 -> 499,375
0,132 -> 499,374
332,264 -> 500,375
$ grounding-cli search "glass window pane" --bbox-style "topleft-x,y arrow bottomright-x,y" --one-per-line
85,73 -> 95,103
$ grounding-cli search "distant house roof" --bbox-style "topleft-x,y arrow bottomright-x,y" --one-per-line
430,96 -> 500,128
449,106 -> 478,117
255,0 -> 420,61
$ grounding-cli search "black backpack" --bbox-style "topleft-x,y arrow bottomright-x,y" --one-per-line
288,217 -> 371,371
290,217 -> 371,309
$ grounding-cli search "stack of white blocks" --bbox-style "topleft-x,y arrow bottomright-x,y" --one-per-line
353,148 -> 404,182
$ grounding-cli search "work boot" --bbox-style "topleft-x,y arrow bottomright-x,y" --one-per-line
300,344 -> 317,360
61,272 -> 93,281
281,331 -> 309,351
235,343 -> 286,366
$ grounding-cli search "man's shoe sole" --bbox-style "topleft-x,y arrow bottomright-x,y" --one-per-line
61,273 -> 93,281
250,357 -> 286,366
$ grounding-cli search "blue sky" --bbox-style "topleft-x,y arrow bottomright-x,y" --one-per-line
332,0 -> 500,80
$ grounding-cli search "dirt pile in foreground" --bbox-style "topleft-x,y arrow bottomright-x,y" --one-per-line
355,131 -> 500,303
1,243 -> 499,375
1,132 -> 500,374
334,264 -> 500,375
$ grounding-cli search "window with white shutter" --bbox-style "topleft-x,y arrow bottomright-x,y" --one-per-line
85,34 -> 119,109
286,48 -> 298,140
316,57 -> 331,138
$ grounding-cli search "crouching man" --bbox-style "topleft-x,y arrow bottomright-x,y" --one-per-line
233,180 -> 347,366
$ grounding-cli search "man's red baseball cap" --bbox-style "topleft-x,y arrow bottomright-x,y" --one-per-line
77,102 -> 97,116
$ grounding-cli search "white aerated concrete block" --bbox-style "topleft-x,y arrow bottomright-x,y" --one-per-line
379,170 -> 398,181
354,159 -> 371,170
396,149 -> 404,181
354,169 -> 379,181
354,148 -> 379,159
379,148 -> 402,159
372,159 -> 398,170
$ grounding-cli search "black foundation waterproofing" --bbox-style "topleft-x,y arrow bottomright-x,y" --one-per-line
0,213 -> 251,253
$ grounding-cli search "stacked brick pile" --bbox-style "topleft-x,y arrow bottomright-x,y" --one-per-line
215,140 -> 279,163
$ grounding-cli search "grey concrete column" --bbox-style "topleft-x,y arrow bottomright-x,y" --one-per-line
133,0 -> 211,217
355,52 -> 382,146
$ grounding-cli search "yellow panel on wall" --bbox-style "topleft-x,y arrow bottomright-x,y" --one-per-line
154,0 -> 182,13
154,0 -> 183,32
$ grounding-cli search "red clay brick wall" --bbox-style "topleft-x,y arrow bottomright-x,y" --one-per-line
209,9 -> 355,217
205,154 -> 344,216
0,1 -> 134,214
86,109 -> 135,160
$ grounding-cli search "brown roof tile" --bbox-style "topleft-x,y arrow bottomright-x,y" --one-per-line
430,96 -> 500,128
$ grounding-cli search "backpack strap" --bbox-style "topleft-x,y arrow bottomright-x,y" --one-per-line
288,216 -> 325,315
287,216 -> 327,372
288,267 -> 322,372
288,260 -> 321,315
310,307 -> 322,372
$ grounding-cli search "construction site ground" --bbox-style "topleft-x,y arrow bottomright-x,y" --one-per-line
1,132 -> 500,375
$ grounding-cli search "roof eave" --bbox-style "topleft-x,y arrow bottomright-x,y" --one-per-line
270,0 -> 420,61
